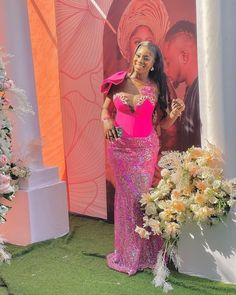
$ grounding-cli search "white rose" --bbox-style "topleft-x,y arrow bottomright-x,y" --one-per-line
145,202 -> 157,216
222,182 -> 233,194
196,157 -> 207,166
161,168 -> 170,178
209,196 -> 218,204
135,226 -> 150,239
212,180 -> 221,189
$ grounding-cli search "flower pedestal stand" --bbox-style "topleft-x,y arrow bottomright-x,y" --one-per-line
178,203 -> 236,284
0,0 -> 69,246
0,166 -> 69,246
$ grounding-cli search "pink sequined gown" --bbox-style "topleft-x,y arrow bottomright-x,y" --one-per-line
107,82 -> 163,275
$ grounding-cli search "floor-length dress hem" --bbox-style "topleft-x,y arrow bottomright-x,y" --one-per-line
107,131 -> 163,275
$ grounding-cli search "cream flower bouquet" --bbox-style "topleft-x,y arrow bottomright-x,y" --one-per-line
135,143 -> 236,292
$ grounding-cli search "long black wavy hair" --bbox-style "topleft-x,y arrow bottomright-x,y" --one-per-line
132,41 -> 168,118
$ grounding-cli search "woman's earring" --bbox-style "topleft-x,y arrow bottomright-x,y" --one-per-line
150,67 -> 154,71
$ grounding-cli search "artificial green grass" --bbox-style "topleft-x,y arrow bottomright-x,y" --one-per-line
0,289 -> 8,295
0,215 -> 236,295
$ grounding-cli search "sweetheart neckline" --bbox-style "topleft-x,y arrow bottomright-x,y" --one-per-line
113,92 -> 157,110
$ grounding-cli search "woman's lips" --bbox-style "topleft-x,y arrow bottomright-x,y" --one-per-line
135,63 -> 145,68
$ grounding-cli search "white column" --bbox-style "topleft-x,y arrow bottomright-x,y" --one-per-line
178,2 -> 236,283
0,0 -> 43,168
0,0 -> 69,245
196,0 -> 236,178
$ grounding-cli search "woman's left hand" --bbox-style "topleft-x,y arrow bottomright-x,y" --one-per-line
170,98 -> 185,119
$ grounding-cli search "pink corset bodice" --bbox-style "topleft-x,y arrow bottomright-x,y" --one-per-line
113,84 -> 157,137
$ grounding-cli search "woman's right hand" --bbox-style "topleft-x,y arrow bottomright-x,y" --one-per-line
101,96 -> 119,141
103,118 -> 119,141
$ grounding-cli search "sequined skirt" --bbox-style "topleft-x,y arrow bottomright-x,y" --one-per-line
107,131 -> 163,275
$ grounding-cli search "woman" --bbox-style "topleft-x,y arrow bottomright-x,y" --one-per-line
100,41 -> 184,275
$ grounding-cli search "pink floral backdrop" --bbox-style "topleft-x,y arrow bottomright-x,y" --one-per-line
55,0 -> 114,219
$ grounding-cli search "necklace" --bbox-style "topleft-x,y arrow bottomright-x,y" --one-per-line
129,76 -> 151,87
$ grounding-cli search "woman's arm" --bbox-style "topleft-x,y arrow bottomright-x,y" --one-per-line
101,96 -> 119,140
160,98 -> 185,129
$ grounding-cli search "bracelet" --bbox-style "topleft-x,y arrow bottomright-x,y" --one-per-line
101,116 -> 111,122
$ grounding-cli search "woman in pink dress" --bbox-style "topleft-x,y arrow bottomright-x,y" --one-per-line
100,41 -> 184,276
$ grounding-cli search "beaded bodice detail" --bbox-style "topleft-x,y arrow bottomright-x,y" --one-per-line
112,84 -> 158,137
113,84 -> 157,110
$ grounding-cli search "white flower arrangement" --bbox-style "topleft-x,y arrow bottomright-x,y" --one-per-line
0,49 -> 32,263
136,143 -> 236,292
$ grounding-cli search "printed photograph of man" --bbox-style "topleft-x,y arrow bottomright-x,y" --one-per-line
164,20 -> 201,151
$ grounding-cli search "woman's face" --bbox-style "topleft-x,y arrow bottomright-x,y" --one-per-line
129,26 -> 155,60
132,45 -> 155,75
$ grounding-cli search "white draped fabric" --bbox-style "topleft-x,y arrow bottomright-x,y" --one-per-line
197,0 -> 236,178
